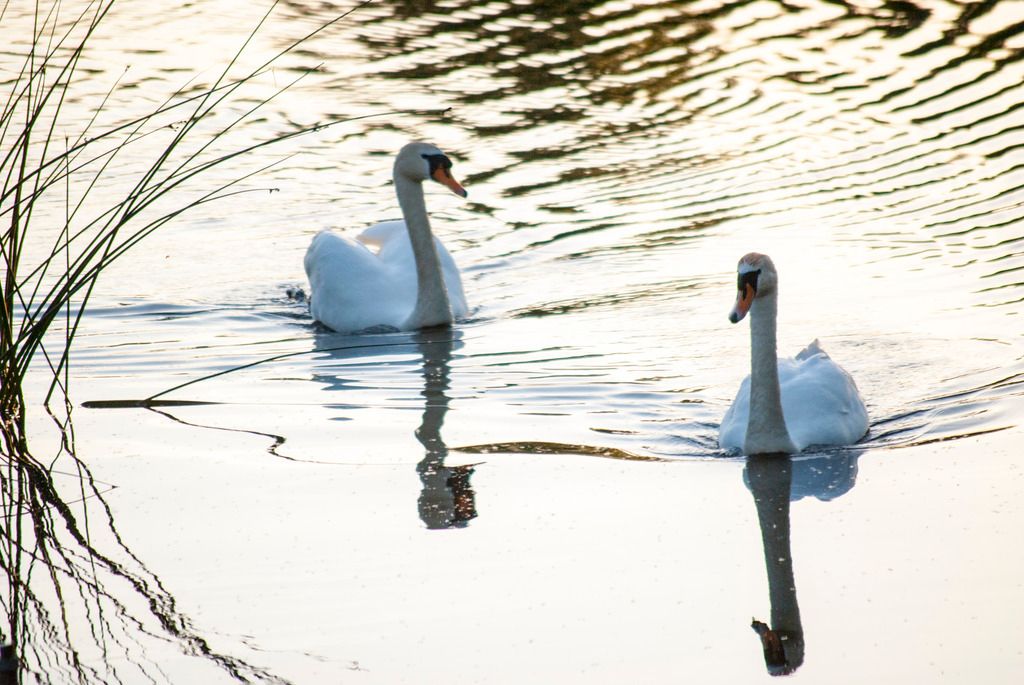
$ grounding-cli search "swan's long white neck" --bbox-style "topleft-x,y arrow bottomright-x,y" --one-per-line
395,174 -> 452,330
745,291 -> 797,454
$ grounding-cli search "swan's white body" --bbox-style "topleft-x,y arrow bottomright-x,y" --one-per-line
305,222 -> 467,332
719,253 -> 868,455
304,142 -> 468,333
720,339 -> 869,453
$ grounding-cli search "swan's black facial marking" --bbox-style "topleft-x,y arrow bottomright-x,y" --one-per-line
422,153 -> 453,179
729,268 -> 760,323
738,269 -> 760,294
421,151 -> 468,197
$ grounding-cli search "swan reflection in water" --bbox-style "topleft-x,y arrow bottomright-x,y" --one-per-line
311,327 -> 477,529
413,328 -> 478,529
744,451 -> 860,676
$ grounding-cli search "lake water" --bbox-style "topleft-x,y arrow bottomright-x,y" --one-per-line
4,0 -> 1024,683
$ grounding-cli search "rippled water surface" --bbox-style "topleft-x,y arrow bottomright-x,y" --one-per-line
5,0 -> 1024,682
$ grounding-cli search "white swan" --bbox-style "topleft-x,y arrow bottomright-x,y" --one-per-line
719,253 -> 868,455
304,142 -> 469,333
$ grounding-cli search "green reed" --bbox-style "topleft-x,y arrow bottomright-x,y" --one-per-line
0,1 -> 382,681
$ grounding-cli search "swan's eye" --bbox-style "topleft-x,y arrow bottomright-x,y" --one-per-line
421,153 -> 453,178
738,269 -> 760,293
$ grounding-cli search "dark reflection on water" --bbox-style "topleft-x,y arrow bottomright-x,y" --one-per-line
742,448 -> 862,675
323,0 -> 1024,307
0,645 -> 14,685
0,440 -> 287,684
414,328 -> 478,529
745,455 -> 805,677
356,0 -> 714,107
345,0 -> 1024,120
310,327 -> 478,527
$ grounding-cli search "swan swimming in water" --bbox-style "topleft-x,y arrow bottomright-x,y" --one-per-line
304,142 -> 469,333
719,253 -> 868,455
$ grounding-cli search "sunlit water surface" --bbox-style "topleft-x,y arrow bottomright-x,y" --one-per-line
5,0 -> 1024,683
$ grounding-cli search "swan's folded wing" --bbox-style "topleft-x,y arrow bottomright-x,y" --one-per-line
357,220 -> 406,249
779,352 -> 868,450
794,338 -> 825,361
365,223 -> 468,319
304,230 -> 413,331
718,375 -> 752,451
436,238 -> 468,318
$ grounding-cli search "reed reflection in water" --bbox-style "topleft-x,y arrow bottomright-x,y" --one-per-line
0,434 -> 285,683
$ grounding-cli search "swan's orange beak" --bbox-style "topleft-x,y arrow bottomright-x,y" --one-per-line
432,166 -> 468,198
730,283 -> 755,323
